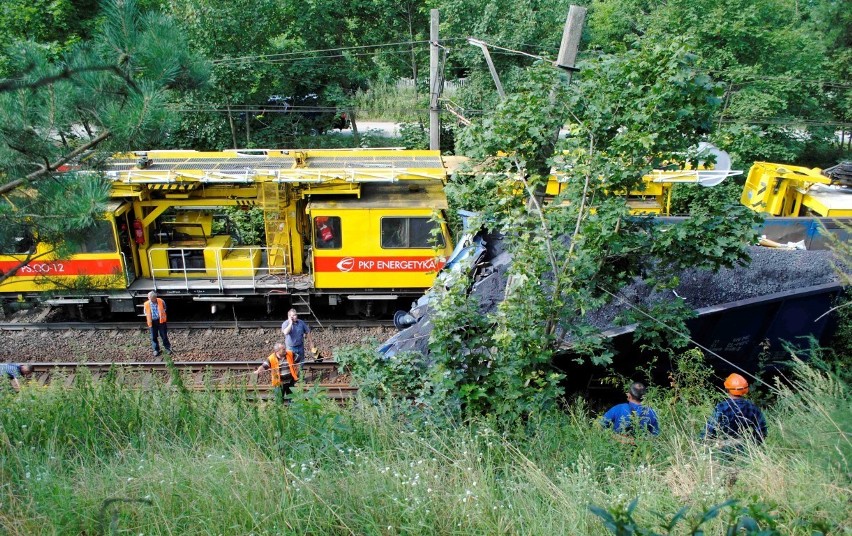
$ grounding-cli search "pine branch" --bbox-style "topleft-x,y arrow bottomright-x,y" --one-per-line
0,65 -> 133,93
0,130 -> 111,196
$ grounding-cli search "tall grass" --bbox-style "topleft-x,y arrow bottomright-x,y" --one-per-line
352,81 -> 427,123
0,361 -> 848,534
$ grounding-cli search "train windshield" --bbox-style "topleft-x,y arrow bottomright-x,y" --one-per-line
66,219 -> 117,253
381,217 -> 445,249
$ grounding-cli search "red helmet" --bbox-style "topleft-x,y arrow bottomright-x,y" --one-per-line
724,373 -> 749,395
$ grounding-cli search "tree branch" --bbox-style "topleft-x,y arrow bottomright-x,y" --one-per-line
0,130 -> 111,196
0,65 -> 129,93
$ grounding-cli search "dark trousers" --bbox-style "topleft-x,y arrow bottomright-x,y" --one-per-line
288,346 -> 306,363
149,321 -> 171,354
275,378 -> 297,403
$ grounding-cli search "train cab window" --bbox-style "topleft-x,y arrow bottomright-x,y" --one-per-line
314,216 -> 341,249
1,228 -> 35,254
381,217 -> 445,249
67,219 -> 117,253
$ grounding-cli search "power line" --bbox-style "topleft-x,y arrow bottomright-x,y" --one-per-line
212,39 -> 470,66
212,40 -> 428,64
214,49 -> 422,66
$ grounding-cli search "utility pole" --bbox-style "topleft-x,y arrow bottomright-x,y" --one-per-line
554,5 -> 586,82
528,4 -> 586,210
549,5 -> 586,147
468,39 -> 505,99
429,9 -> 441,151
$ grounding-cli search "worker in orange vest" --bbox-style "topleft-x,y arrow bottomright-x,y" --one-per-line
143,291 -> 172,357
253,342 -> 300,402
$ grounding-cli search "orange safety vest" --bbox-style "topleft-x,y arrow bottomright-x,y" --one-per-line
143,298 -> 167,327
267,351 -> 299,387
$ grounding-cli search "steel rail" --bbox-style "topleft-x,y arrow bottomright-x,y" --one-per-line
0,319 -> 393,331
30,360 -> 339,371
27,360 -> 357,401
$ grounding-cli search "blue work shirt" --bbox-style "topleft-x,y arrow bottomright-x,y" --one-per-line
2,364 -> 22,380
601,401 -> 660,436
703,397 -> 767,444
282,319 -> 310,351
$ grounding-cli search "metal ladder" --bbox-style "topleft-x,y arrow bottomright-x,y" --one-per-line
260,182 -> 290,275
290,292 -> 312,316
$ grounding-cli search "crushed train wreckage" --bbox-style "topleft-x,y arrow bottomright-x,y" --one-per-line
380,218 -> 847,374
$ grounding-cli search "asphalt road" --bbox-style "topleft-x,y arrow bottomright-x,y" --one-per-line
339,121 -> 401,137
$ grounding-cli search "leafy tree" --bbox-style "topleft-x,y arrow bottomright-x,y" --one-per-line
0,0 -> 208,284
421,38 -> 759,420
0,0 -> 101,75
586,0 -> 850,166
439,0 -> 574,112
164,0 -> 431,149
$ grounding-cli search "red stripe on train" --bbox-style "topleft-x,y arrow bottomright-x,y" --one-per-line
0,258 -> 123,276
314,256 -> 444,273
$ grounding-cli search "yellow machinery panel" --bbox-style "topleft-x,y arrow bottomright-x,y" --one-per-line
740,162 -> 851,217
310,183 -> 453,290
144,236 -> 261,279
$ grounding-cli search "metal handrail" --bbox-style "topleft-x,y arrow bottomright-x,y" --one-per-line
147,245 -> 291,292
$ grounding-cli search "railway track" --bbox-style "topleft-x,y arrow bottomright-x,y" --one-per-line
26,360 -> 357,402
0,319 -> 394,331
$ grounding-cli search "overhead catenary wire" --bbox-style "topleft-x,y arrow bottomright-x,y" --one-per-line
211,38 -> 470,66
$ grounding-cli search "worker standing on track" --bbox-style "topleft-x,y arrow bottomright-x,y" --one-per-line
281,309 -> 317,365
601,381 -> 660,438
702,373 -> 767,455
253,342 -> 299,402
3,363 -> 33,392
144,291 -> 172,358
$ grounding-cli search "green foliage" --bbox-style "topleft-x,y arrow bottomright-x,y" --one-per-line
668,180 -> 744,216
426,37 -> 759,418
0,0 -> 101,76
218,206 -> 265,245
590,497 -> 788,535
1,360 -> 849,533
352,81 -> 425,122
0,0 -> 209,281
587,0 -> 851,166
336,345 -> 430,401
164,0 -> 430,148
666,348 -> 716,407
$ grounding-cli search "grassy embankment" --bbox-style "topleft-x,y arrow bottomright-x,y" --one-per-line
0,362 -> 848,534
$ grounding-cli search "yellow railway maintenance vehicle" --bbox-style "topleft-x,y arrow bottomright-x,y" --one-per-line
546,143 -> 742,215
741,162 -> 852,217
0,148 -> 454,318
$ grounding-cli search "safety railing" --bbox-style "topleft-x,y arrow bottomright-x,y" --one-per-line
147,245 -> 295,293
